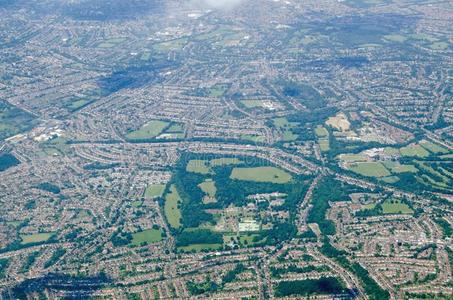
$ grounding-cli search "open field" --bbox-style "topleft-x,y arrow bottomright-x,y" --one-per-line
178,243 -> 222,253
126,120 -> 169,140
419,140 -> 449,154
210,158 -> 243,166
230,166 -> 292,183
198,180 -> 216,197
399,144 -> 430,158
319,139 -> 330,152
382,199 -> 413,214
348,162 -> 391,177
315,125 -> 329,138
130,229 -> 163,246
20,233 -> 53,245
326,113 -> 350,132
186,160 -> 211,174
164,185 -> 182,229
145,184 -> 166,198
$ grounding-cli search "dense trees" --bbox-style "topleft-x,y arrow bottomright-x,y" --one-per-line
274,277 -> 345,297
175,229 -> 222,247
0,153 -> 19,172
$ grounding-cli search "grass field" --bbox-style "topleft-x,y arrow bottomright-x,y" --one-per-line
241,100 -> 265,108
325,113 -> 350,132
145,184 -> 166,198
339,154 -> 368,163
319,139 -> 330,152
383,161 -> 418,173
210,158 -> 243,166
20,233 -> 53,245
382,199 -> 413,214
348,162 -> 391,178
186,160 -> 211,174
126,120 -> 169,140
130,229 -> 163,246
164,185 -> 182,229
230,166 -> 292,183
383,34 -> 407,43
315,125 -> 329,138
178,243 -> 222,252
419,140 -> 449,154
379,176 -> 400,183
198,180 -> 217,197
241,134 -> 265,143
399,144 -> 430,158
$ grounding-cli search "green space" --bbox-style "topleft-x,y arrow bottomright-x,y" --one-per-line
0,100 -> 36,140
240,100 -> 265,108
274,277 -> 346,297
210,158 -> 243,166
348,162 -> 391,178
339,153 -> 368,163
319,139 -> 330,152
381,199 -> 413,214
198,180 -> 216,197
230,167 -> 292,183
20,233 -> 53,245
130,229 -> 163,246
67,99 -> 91,111
207,84 -> 229,97
399,144 -> 430,158
315,125 -> 329,137
186,160 -> 211,174
240,134 -> 265,143
383,161 -> 418,173
273,117 -> 299,141
383,34 -> 407,42
0,153 -> 20,172
178,243 -> 222,252
144,184 -> 166,198
97,37 -> 126,48
429,41 -> 449,50
419,140 -> 449,154
164,185 -> 182,229
126,120 -> 169,140
153,38 -> 187,52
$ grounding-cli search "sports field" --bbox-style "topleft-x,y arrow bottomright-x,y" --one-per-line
164,185 -> 182,229
130,229 -> 163,246
230,166 -> 292,183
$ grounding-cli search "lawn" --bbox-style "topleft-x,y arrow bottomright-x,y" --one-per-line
20,233 -> 53,245
241,134 -> 265,143
399,144 -> 430,158
230,166 -> 292,183
315,125 -> 329,138
130,229 -> 163,246
198,180 -> 217,197
178,243 -> 222,253
145,184 -> 166,198
164,185 -> 182,229
382,199 -> 413,214
319,139 -> 330,152
126,120 -> 169,140
241,100 -> 265,108
210,158 -> 243,166
186,160 -> 211,174
419,140 -> 449,154
339,154 -> 368,163
348,162 -> 391,178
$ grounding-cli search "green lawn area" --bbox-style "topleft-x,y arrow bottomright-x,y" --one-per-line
319,139 -> 330,152
186,160 -> 211,174
131,200 -> 142,208
419,140 -> 449,154
164,185 -> 182,229
399,144 -> 430,158
126,120 -> 169,140
379,176 -> 400,184
383,34 -> 407,42
383,161 -> 418,173
198,180 -> 216,197
382,199 -> 413,214
282,131 -> 298,141
166,123 -> 184,133
208,84 -> 229,97
145,184 -> 166,198
315,125 -> 329,138
429,42 -> 449,50
241,134 -> 265,143
230,166 -> 292,183
210,158 -> 243,166
20,233 -> 53,245
178,243 -> 222,253
339,154 -> 368,163
241,100 -> 265,108
68,99 -> 90,111
348,162 -> 391,178
130,229 -> 163,246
